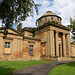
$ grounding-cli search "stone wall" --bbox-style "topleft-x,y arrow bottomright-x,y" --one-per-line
0,32 -> 41,61
38,16 -> 61,27
22,39 -> 41,60
23,31 -> 32,37
71,43 -> 75,57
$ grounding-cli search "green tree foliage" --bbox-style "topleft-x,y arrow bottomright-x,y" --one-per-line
0,0 -> 40,38
68,17 -> 75,40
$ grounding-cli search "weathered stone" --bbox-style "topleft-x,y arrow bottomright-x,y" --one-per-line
0,11 -> 75,61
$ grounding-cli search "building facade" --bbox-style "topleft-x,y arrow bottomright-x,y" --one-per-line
0,11 -> 75,61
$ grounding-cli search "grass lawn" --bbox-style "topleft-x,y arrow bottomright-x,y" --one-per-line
49,62 -> 75,75
0,61 -> 54,75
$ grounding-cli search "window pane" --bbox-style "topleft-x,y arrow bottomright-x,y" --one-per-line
29,50 -> 33,54
5,42 -> 10,48
5,42 -> 7,48
29,45 -> 33,54
5,44 -> 7,48
8,43 -> 10,48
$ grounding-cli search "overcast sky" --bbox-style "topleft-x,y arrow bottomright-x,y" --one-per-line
0,0 -> 75,28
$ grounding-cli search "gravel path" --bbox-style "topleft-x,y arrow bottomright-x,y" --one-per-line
11,61 -> 73,75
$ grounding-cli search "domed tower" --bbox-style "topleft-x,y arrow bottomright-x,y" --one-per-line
35,11 -> 71,60
37,11 -> 62,27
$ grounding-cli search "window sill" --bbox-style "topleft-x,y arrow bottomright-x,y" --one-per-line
4,53 -> 11,55
29,54 -> 34,56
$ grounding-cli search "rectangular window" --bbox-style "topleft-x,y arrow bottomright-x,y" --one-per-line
29,45 -> 33,55
5,42 -> 10,48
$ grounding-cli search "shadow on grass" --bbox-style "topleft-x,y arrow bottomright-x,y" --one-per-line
52,61 -> 72,66
0,66 -> 15,75
64,62 -> 75,67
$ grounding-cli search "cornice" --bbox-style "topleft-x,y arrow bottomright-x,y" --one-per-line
36,22 -> 71,31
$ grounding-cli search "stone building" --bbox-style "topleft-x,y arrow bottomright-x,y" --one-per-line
0,11 -> 75,61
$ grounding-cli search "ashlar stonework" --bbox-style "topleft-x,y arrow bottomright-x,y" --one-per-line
0,11 -> 75,61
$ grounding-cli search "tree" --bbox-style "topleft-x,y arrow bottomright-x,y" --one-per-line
0,0 -> 40,38
68,17 -> 75,40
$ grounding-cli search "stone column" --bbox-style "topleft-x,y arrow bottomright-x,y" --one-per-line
55,31 -> 59,57
66,33 -> 71,56
46,30 -> 50,56
50,30 -> 55,57
60,43 -> 62,57
62,33 -> 66,56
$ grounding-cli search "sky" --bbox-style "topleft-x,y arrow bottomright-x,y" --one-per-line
0,0 -> 75,41
0,0 -> 3,2
20,0 -> 75,28
0,0 -> 75,28
22,0 -> 75,42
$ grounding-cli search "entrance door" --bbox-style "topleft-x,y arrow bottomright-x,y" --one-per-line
42,44 -> 46,56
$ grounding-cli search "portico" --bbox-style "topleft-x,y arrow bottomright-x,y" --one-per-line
46,29 -> 71,58
38,24 -> 71,59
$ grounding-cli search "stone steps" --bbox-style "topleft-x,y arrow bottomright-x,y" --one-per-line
40,56 -> 75,61
58,57 -> 75,61
40,56 -> 57,61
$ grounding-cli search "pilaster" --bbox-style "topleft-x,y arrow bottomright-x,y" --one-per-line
46,29 -> 55,57
0,37 -> 4,58
46,30 -> 50,56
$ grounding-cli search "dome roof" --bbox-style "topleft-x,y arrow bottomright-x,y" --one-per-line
38,11 -> 62,20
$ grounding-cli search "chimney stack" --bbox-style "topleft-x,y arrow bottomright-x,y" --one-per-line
17,23 -> 22,31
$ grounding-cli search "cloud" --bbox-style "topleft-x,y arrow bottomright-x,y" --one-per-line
0,0 -> 75,28
22,17 -> 37,28
0,20 -> 2,27
51,0 -> 75,26
0,0 -> 3,2
22,0 -> 75,27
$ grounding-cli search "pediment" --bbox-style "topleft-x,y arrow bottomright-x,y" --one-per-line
8,29 -> 18,34
0,27 -> 21,35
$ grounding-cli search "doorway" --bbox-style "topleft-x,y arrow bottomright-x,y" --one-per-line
42,44 -> 46,56
59,44 -> 61,56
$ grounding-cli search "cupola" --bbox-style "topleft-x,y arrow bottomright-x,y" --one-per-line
37,11 -> 62,27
